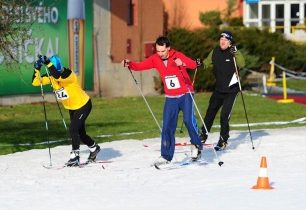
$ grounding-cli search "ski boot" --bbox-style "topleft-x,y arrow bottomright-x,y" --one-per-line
66,150 -> 80,167
153,156 -> 171,169
191,144 -> 202,161
87,144 -> 101,163
214,138 -> 228,151
199,132 -> 208,144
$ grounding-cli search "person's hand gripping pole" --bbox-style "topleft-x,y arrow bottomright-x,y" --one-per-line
123,59 -> 162,132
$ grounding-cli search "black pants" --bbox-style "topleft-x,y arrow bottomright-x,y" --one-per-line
202,91 -> 238,141
69,99 -> 95,150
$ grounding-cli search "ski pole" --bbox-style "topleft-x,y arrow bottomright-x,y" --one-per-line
124,60 -> 162,132
44,66 -> 70,143
176,60 -> 223,166
38,75 -> 52,166
179,63 -> 198,133
43,66 -> 68,130
233,56 -> 255,150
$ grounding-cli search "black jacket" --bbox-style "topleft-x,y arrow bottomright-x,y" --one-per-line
211,47 -> 239,93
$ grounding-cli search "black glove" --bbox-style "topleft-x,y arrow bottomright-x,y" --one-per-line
123,59 -> 130,67
34,60 -> 42,70
229,45 -> 237,54
38,54 -> 50,65
196,58 -> 202,67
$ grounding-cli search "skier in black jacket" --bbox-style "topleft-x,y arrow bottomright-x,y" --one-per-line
200,31 -> 245,150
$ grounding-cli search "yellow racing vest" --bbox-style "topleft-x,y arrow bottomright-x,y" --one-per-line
32,69 -> 89,110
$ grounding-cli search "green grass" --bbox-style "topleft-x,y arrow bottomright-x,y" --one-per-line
0,92 -> 305,155
284,79 -> 306,92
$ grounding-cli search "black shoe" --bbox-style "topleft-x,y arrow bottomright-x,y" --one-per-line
66,150 -> 80,167
214,139 -> 228,151
88,145 -> 101,162
200,133 -> 208,144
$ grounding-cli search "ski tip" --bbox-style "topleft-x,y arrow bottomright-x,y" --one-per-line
93,160 -> 113,164
218,161 -> 224,167
42,164 -> 65,170
42,164 -> 52,169
154,164 -> 160,170
181,162 -> 191,166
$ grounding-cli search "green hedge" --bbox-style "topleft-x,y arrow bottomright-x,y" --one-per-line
167,27 -> 306,91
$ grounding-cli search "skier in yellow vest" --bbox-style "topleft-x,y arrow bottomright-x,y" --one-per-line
32,55 -> 100,167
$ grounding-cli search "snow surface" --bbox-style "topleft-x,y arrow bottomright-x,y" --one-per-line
1,126 -> 306,210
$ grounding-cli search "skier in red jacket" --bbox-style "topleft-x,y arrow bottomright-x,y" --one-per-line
123,36 -> 202,168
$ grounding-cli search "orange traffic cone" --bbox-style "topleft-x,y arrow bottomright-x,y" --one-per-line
252,156 -> 273,190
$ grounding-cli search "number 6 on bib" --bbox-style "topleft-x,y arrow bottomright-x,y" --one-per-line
165,75 -> 181,89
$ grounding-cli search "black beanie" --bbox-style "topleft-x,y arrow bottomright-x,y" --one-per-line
220,31 -> 234,43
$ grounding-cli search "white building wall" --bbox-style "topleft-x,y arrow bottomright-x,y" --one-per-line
284,1 -> 291,34
270,2 -> 276,32
243,0 -> 306,36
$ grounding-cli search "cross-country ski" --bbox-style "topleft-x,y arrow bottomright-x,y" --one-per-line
1,127 -> 306,210
41,160 -> 112,170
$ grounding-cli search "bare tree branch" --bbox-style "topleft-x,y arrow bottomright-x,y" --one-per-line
0,0 -> 36,65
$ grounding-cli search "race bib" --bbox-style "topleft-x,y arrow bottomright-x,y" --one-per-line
55,88 -> 69,100
165,75 -> 181,89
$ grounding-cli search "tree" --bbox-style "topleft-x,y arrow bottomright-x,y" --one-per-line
0,0 -> 36,64
223,0 -> 238,22
199,0 -> 240,28
199,11 -> 222,28
170,0 -> 187,28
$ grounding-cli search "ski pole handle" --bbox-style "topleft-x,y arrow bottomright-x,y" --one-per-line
123,59 -> 130,68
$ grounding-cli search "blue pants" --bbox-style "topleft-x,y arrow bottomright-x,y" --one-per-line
161,94 -> 202,161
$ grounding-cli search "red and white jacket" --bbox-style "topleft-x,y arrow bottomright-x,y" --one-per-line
128,49 -> 197,96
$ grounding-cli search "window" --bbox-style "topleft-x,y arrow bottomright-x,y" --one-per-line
291,4 -> 299,27
276,4 -> 284,19
291,4 -> 299,19
248,22 -> 258,27
276,4 -> 284,33
262,5 -> 270,26
127,0 -> 134,25
249,3 -> 258,19
127,0 -> 138,26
